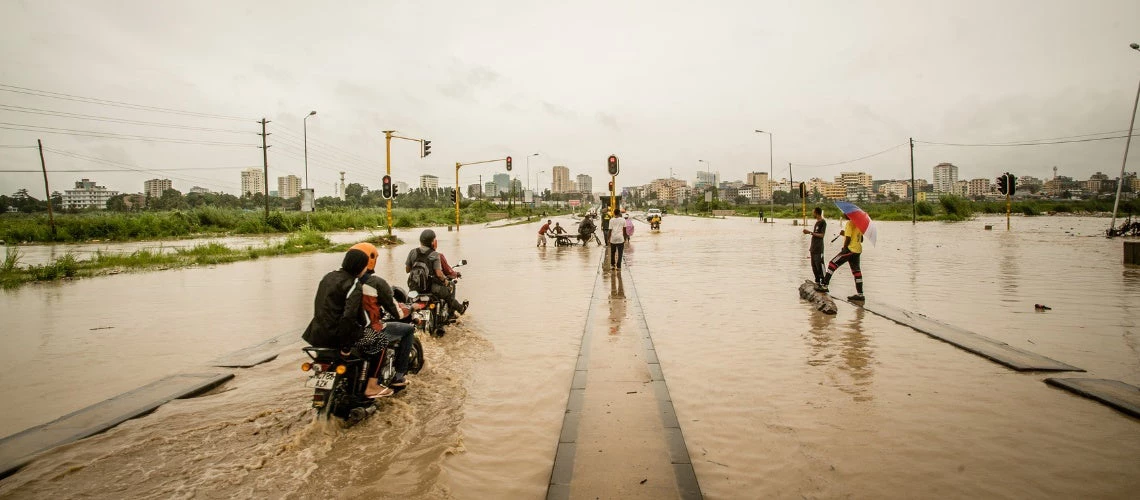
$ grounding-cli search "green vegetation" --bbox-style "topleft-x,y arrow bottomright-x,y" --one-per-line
700,197 -> 1139,222
0,227 -> 402,289
0,204 -> 575,244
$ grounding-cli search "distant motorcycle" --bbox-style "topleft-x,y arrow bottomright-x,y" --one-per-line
407,260 -> 467,337
649,215 -> 661,230
301,291 -> 424,424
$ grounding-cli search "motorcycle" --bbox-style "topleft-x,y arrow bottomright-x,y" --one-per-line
649,215 -> 661,230
408,260 -> 467,337
301,291 -> 425,424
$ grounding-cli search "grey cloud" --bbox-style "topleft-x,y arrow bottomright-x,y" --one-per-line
596,112 -> 619,130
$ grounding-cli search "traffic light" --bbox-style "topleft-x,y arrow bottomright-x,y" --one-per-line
607,155 -> 620,176
451,189 -> 458,203
608,180 -> 615,192
382,175 -> 393,199
1007,174 -> 1016,196
799,182 -> 807,198
996,174 -> 1008,195
421,140 -> 432,158
392,183 -> 399,198
505,156 -> 512,171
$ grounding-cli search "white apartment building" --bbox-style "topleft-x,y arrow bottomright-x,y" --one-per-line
933,163 -> 959,194
967,178 -> 991,198
278,175 -> 302,199
241,168 -> 265,196
144,178 -> 172,199
420,175 -> 439,189
62,178 -> 118,210
880,181 -> 910,199
576,174 -> 592,194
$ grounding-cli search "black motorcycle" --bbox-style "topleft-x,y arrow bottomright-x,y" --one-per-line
301,295 -> 424,424
408,260 -> 467,337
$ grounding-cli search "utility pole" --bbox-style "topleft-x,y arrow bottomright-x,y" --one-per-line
910,137 -> 916,225
384,130 -> 394,236
788,161 -> 794,204
260,119 -> 270,220
37,139 -> 56,238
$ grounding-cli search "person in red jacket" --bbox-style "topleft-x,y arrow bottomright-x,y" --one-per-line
537,219 -> 552,247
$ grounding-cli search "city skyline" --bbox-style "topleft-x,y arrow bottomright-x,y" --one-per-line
1,1 -> 1138,198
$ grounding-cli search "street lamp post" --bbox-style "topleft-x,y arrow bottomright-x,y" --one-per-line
537,170 -> 547,201
1109,43 -> 1140,235
303,110 -> 317,189
755,130 -> 773,219
699,159 -> 712,212
526,153 -> 539,192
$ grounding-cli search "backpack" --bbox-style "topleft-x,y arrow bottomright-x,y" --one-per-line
407,249 -> 434,293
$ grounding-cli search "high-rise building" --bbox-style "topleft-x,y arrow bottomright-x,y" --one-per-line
967,178 -> 991,198
467,183 -> 483,198
695,171 -> 719,189
278,175 -> 302,199
552,166 -> 571,193
241,168 -> 265,196
840,172 -> 873,190
62,178 -> 118,210
576,174 -> 592,194
933,163 -> 959,194
493,173 -> 510,195
144,178 -> 172,199
420,175 -> 439,189
485,181 -> 498,197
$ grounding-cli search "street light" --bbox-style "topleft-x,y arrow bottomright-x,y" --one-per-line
537,170 -> 547,201
755,130 -> 774,218
526,153 -> 539,191
699,159 -> 713,211
1110,43 -> 1140,234
303,110 -> 317,189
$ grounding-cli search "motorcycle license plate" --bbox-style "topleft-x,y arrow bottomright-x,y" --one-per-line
306,371 -> 336,390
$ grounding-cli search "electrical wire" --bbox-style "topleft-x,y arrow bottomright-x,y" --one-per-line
42,148 -> 236,191
0,104 -> 256,134
0,122 -> 260,147
0,145 -> 35,148
0,166 -> 256,173
0,83 -> 255,121
793,143 -> 907,168
915,133 -> 1137,147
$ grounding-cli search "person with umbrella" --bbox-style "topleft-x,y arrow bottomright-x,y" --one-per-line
815,201 -> 875,301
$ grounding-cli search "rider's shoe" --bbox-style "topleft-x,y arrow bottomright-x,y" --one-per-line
847,294 -> 865,302
814,284 -> 829,293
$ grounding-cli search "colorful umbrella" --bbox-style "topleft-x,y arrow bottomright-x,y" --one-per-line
833,201 -> 877,247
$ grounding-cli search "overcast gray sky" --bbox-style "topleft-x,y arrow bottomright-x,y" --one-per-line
1,0 -> 1138,197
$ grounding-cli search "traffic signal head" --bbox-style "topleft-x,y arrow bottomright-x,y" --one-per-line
451,190 -> 458,202
506,156 -> 512,171
799,182 -> 807,198
1007,174 -> 1016,196
382,175 -> 393,199
608,180 -> 615,192
607,155 -> 620,176
422,140 -> 432,158
392,183 -> 399,198
996,174 -> 1008,195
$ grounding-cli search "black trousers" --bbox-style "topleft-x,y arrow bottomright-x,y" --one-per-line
609,242 -> 625,268
810,250 -> 825,284
431,282 -> 464,313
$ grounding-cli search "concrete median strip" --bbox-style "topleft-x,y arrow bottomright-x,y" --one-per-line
547,263 -> 702,500
0,372 -> 233,480
1044,378 -> 1140,419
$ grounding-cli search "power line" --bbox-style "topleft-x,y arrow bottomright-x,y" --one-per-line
0,83 -> 255,122
0,145 -> 35,148
0,122 -> 260,147
0,166 -> 256,173
793,143 -> 907,168
915,133 -> 1137,147
43,147 -> 235,191
0,104 -> 256,134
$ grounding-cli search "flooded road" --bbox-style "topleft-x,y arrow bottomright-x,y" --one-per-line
1,215 -> 1138,498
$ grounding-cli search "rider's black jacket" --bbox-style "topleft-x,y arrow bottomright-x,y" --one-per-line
302,269 -> 363,351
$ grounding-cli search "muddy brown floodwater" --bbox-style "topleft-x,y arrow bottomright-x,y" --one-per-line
0,215 -> 1137,499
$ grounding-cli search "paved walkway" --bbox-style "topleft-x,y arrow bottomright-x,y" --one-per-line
547,264 -> 701,500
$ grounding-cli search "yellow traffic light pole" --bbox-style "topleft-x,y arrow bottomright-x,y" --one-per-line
454,157 -> 511,232
382,130 -> 429,236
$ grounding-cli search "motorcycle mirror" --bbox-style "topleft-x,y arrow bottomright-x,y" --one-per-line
461,259 -> 468,265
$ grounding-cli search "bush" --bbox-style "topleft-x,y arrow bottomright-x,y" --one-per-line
915,201 -> 935,216
938,195 -> 973,220
395,215 -> 415,228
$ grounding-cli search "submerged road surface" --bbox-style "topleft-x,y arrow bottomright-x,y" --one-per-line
1,215 -> 1138,498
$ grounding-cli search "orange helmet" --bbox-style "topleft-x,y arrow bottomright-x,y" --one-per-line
349,242 -> 379,271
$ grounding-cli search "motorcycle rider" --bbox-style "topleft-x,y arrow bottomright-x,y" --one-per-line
405,229 -> 468,316
351,242 -> 419,396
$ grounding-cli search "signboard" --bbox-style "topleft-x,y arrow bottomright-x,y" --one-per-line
300,188 -> 315,212
569,199 -> 581,207
704,191 -> 713,202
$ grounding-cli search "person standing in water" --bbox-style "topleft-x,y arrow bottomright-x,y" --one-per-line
803,207 -> 827,286
816,212 -> 864,301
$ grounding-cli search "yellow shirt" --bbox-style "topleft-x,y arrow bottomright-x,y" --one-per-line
844,220 -> 863,254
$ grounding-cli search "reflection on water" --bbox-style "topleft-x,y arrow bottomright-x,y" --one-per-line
998,232 -> 1021,300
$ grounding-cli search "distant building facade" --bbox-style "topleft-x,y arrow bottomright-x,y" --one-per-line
552,166 -> 571,193
493,173 -> 510,195
420,175 -> 439,189
576,174 -> 592,194
241,168 -> 265,196
933,163 -> 959,194
967,178 -> 991,198
278,175 -> 302,199
144,178 -> 172,199
62,178 -> 118,210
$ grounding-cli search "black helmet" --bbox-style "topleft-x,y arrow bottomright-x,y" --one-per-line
419,229 -> 436,246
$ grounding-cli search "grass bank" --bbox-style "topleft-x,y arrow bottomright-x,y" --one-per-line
0,228 -> 402,289
710,197 -> 1140,222
0,204 -> 574,244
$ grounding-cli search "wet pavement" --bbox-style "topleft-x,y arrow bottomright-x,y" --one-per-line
1,215 -> 1138,498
